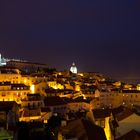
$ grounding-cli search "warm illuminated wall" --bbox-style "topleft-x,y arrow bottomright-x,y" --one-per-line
0,74 -> 22,83
68,102 -> 90,112
64,84 -> 73,90
104,117 -> 112,140
48,81 -> 64,89
19,116 -> 41,122
0,89 -> 30,103
30,84 -> 35,93
95,117 -> 112,140
97,90 -> 123,108
122,92 -> 140,106
75,85 -> 81,91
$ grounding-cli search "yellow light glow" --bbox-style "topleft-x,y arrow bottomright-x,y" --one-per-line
137,84 -> 140,90
24,79 -> 27,84
78,73 -> 84,76
75,85 -> 80,91
44,120 -> 48,123
104,117 -> 112,140
52,85 -> 58,89
51,84 -> 64,90
83,94 -> 86,100
31,84 -> 35,93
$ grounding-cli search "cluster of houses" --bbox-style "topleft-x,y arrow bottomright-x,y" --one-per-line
0,62 -> 140,139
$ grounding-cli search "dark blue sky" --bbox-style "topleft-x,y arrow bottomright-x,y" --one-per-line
0,0 -> 140,81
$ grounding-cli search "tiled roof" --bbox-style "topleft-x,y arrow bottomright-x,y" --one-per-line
93,109 -> 111,119
122,90 -> 140,93
82,119 -> 107,140
0,101 -> 18,112
112,106 -> 124,115
11,84 -> 29,87
112,106 -> 133,121
116,129 -> 140,140
41,107 -> 51,112
23,108 -> 41,117
44,96 -> 67,106
61,119 -> 107,140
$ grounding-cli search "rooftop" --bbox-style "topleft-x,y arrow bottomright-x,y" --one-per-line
116,129 -> 140,140
0,101 -> 18,112
61,119 -> 107,140
93,109 -> 111,119
44,96 -> 67,106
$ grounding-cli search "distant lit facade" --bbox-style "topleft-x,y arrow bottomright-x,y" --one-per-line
70,62 -> 77,74
0,54 -> 7,66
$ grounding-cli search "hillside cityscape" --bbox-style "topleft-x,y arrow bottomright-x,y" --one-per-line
0,53 -> 140,140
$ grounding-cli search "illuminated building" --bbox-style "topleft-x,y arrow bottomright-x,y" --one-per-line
70,62 -> 77,74
0,54 -> 7,66
0,82 -> 30,103
47,81 -> 64,90
7,60 -> 48,72
20,93 -> 44,122
121,90 -> 140,107
137,84 -> 140,90
0,67 -> 21,84
44,96 -> 68,114
93,109 -> 113,140
68,100 -> 91,112
30,84 -> 35,93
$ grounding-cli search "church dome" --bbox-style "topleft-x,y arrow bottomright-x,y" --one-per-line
70,62 -> 77,74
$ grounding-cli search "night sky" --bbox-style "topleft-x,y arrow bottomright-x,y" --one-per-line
0,0 -> 140,82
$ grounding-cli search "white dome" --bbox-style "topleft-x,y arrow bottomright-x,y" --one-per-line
70,63 -> 77,74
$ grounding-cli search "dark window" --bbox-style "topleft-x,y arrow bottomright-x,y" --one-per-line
2,93 -> 5,96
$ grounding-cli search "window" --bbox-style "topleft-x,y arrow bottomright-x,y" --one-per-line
38,102 -> 40,107
33,102 -> 35,108
2,93 -> 5,96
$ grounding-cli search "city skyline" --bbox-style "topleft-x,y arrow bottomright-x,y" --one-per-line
1,0 -> 140,82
